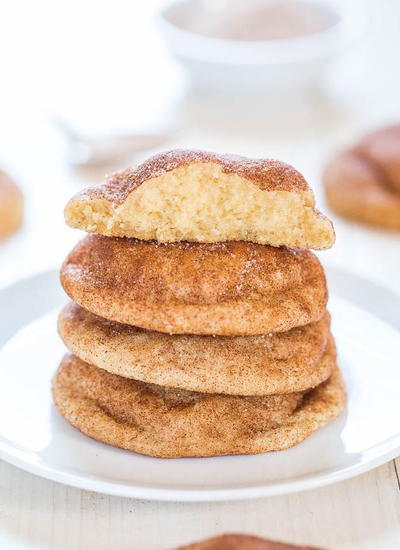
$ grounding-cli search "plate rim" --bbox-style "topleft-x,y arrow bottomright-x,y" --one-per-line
1,266 -> 400,502
1,431 -> 400,501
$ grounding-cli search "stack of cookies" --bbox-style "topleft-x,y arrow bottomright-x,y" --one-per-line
54,150 -> 346,458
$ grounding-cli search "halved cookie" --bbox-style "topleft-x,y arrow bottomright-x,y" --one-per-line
64,150 -> 334,249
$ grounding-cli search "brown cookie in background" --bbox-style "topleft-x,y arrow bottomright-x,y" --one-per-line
356,124 -> 400,193
0,170 -> 23,239
323,124 -> 400,229
176,533 -> 325,549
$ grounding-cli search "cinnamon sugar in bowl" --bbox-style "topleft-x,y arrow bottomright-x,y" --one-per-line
159,0 -> 366,94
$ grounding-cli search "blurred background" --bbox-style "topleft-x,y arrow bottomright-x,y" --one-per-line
0,0 -> 399,292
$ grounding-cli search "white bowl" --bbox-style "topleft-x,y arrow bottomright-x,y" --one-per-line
158,0 -> 367,94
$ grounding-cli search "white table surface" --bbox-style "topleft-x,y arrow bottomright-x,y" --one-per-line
1,1 -> 400,548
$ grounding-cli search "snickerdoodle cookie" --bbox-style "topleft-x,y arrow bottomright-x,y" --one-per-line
60,236 -> 328,335
324,150 -> 400,229
58,302 -> 334,395
177,534 -> 324,550
0,170 -> 23,239
52,354 -> 345,458
323,125 -> 400,229
356,124 -> 400,192
64,150 -> 334,249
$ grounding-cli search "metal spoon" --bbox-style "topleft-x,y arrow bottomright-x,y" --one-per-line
54,118 -> 174,168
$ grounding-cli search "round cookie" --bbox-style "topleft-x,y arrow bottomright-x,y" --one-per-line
58,302 -> 334,395
0,170 -> 23,239
53,354 -> 346,458
177,534 -> 322,550
357,124 -> 400,193
60,236 -> 328,335
323,150 -> 400,229
64,149 -> 335,250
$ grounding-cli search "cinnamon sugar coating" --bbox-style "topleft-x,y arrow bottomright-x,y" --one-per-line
64,150 -> 334,249
78,150 -> 310,203
59,302 -> 334,395
60,236 -> 328,335
323,150 -> 400,229
177,534 -> 324,550
52,354 -> 345,458
0,170 -> 23,239
356,124 -> 400,192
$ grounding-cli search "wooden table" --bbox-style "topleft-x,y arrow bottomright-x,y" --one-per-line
1,1 -> 400,548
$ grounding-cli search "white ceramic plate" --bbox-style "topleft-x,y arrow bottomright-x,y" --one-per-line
0,268 -> 399,502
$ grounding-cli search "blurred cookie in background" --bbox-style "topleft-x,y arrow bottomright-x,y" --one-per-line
176,533 -> 324,549
323,124 -> 400,230
0,170 -> 23,239
356,125 -> 400,193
